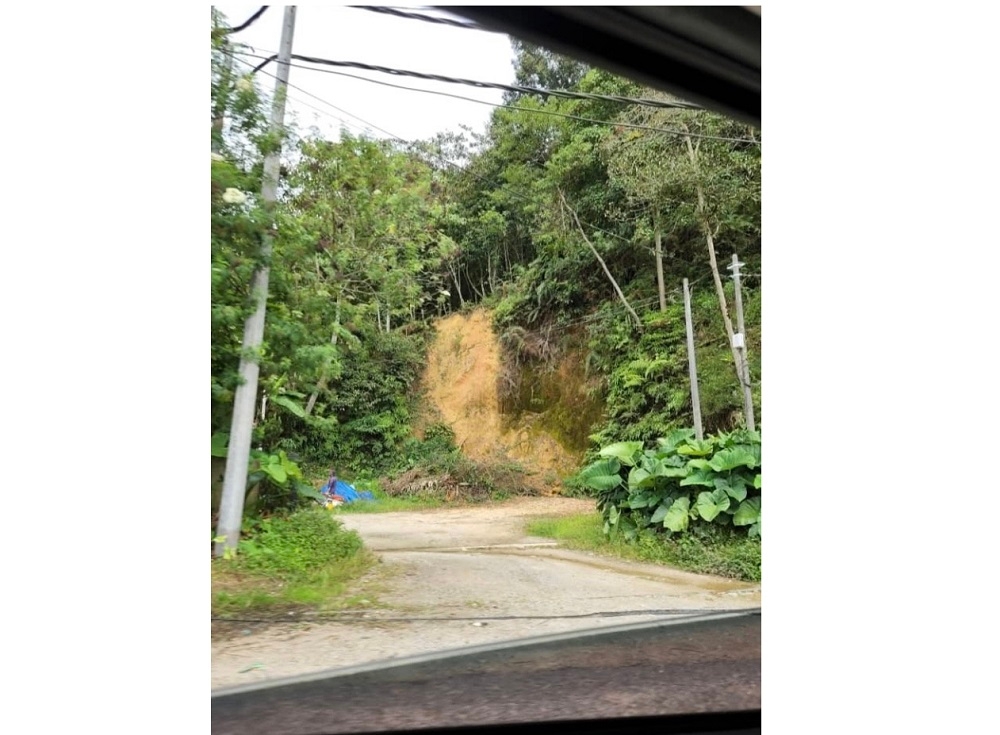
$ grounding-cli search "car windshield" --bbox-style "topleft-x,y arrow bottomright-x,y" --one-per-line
211,5 -> 760,731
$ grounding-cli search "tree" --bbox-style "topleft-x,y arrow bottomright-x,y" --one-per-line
600,96 -> 761,420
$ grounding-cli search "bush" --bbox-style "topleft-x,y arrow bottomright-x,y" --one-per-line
578,427 -> 761,540
669,524 -> 761,581
235,508 -> 364,580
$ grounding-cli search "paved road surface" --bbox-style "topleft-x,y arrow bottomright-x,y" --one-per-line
211,498 -> 760,690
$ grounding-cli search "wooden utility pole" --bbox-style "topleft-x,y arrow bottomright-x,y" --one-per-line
683,278 -> 704,440
728,254 -> 756,431
215,7 -> 297,558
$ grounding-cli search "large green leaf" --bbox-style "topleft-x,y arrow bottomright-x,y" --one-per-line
261,462 -> 288,484
657,465 -> 690,479
211,432 -> 229,458
619,514 -> 638,541
608,504 -> 621,525
663,496 -> 690,532
627,466 -> 652,490
277,451 -> 303,480
733,497 -> 761,526
599,441 -> 644,466
680,468 -> 716,488
715,476 -> 747,503
656,428 -> 695,454
649,501 -> 672,524
579,458 -> 623,491
718,429 -> 761,449
754,473 -> 762,490
696,489 -> 731,522
677,439 -> 715,457
271,394 -> 306,418
661,452 -> 687,468
294,483 -> 326,503
709,447 -> 758,472
629,493 -> 652,509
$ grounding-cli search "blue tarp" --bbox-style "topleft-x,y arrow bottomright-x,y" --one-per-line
322,479 -> 374,504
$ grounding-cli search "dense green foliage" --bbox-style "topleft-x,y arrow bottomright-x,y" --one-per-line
527,513 -> 760,582
383,422 -> 531,501
236,509 -> 364,580
579,428 -> 761,539
585,287 -> 761,443
439,49 -> 761,445
213,507 -> 374,614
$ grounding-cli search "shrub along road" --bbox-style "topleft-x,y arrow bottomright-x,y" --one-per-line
211,497 -> 760,689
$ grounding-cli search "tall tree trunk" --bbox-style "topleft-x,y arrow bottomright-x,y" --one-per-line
448,263 -> 465,307
683,134 -> 746,396
560,190 -> 642,329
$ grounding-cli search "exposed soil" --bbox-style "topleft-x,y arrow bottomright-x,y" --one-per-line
418,309 -> 580,487
212,498 -> 760,690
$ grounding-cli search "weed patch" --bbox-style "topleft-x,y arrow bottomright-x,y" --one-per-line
528,512 -> 761,583
212,507 -> 375,615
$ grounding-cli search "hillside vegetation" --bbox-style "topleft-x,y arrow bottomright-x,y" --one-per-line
211,12 -> 761,557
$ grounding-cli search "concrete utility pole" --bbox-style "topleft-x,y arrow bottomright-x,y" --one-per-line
212,45 -> 233,153
683,278 -> 704,441
215,6 -> 297,558
728,254 -> 756,432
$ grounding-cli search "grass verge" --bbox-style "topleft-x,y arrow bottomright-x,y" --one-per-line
527,512 -> 761,583
329,478 -> 511,514
212,507 -> 378,616
331,483 -> 447,514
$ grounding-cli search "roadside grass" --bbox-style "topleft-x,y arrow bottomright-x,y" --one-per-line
332,484 -> 446,514
212,508 -> 379,616
527,512 -> 761,583
330,481 -> 510,514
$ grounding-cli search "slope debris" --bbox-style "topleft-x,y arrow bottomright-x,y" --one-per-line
418,309 -> 591,492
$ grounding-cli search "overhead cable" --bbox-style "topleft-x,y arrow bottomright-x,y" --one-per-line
346,5 -> 485,30
249,53 -> 702,111
235,52 -> 756,144
226,6 -> 269,35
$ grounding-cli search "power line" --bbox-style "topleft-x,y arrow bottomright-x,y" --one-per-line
346,5 -> 485,30
249,53 -> 703,112
227,50 -> 400,140
224,50 -> 718,256
236,51 -> 755,144
226,6 -> 269,35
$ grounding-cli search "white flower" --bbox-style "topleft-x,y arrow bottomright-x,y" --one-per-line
211,152 -> 224,162
222,188 -> 247,205
236,76 -> 254,93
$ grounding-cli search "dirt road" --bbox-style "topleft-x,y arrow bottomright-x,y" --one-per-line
212,497 -> 760,690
